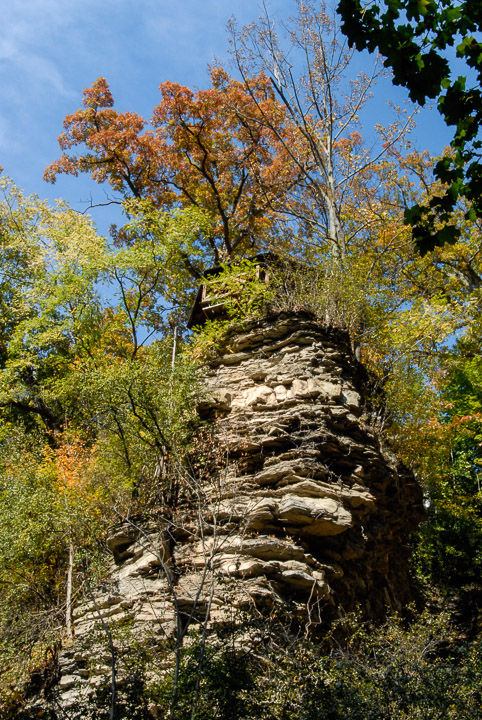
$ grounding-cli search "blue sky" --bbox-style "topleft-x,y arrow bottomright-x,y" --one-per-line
1,0 -> 452,236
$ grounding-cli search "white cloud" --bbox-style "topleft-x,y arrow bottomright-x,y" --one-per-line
0,0 -> 77,98
0,0 -> 300,202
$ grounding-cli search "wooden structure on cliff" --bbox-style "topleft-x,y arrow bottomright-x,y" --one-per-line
187,252 -> 278,329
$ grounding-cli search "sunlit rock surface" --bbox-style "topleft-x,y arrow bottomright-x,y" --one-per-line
43,311 -> 424,715
198,311 -> 423,615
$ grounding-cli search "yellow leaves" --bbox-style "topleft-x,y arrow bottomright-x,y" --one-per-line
54,435 -> 88,492
51,433 -> 106,522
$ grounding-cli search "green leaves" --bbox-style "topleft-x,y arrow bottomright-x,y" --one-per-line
145,610 -> 482,720
337,0 -> 482,251
0,178 -> 208,709
71,339 -> 201,499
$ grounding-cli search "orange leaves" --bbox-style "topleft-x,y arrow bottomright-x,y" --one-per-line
51,433 -> 108,525
149,67 -> 295,255
54,435 -> 89,493
81,77 -> 114,110
333,131 -> 363,151
45,69 -> 296,263
44,77 -> 161,199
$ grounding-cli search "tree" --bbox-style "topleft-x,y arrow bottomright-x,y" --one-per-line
229,0 -> 416,270
337,0 -> 482,254
45,4 -> 445,348
44,70 -> 298,270
0,175 -> 208,714
411,334 -> 482,587
0,174 -> 216,439
0,176 -> 106,433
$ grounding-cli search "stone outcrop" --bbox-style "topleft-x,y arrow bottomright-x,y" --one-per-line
39,311 -> 424,715
198,311 -> 424,616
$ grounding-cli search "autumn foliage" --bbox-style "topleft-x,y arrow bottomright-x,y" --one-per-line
45,69 -> 298,262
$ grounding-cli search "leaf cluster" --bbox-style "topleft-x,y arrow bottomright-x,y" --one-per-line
337,0 -> 482,253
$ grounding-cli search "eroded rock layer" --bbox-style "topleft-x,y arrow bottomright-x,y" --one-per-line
50,311 -> 424,713
198,311 -> 424,616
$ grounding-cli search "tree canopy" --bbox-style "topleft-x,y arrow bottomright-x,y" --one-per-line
337,0 -> 482,254
44,69 -> 298,269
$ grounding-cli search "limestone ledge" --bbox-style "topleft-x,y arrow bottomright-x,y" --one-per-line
48,311 -> 424,716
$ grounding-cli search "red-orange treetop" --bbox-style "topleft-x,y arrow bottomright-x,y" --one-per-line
45,70 -> 299,264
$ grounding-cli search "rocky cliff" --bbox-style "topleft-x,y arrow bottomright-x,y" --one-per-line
196,311 -> 424,617
34,311 -> 424,716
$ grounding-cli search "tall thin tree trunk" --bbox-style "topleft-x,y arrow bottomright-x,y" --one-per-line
171,326 -> 178,370
66,531 -> 74,641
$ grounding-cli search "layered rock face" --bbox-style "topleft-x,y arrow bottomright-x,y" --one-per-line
49,311 -> 424,714
198,311 -> 424,617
